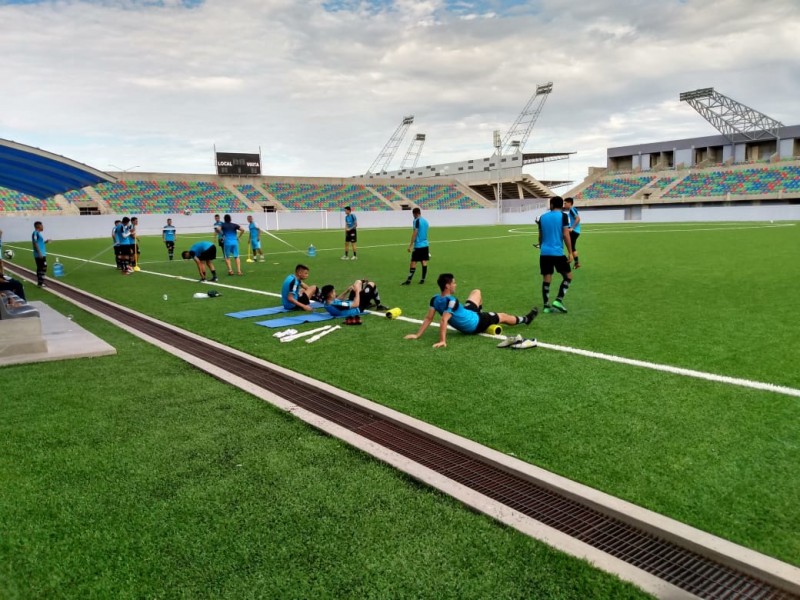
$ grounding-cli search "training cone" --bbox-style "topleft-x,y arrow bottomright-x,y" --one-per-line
385,307 -> 402,319
485,324 -> 503,335
133,265 -> 141,272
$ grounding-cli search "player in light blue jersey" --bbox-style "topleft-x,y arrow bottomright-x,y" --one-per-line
162,218 -> 177,260
281,264 -> 320,311
246,215 -> 265,262
405,273 -> 537,349
537,196 -> 573,313
564,197 -> 582,269
402,207 -> 430,285
342,205 -> 358,260
216,214 -> 243,276
31,221 -> 51,287
320,278 -> 387,322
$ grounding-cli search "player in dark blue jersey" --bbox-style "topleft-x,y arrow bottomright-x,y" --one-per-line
402,207 -> 430,285
404,273 -> 537,348
181,241 -> 218,282
342,205 -> 358,260
281,264 -> 320,311
162,218 -> 177,260
216,214 -> 244,276
564,197 -> 582,269
537,196 -> 573,313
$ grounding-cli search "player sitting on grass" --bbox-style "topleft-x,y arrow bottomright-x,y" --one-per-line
404,273 -> 537,349
320,279 -> 388,323
281,264 -> 321,312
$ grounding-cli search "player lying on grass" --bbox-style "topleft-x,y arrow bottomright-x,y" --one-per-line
320,279 -> 388,318
404,273 -> 538,349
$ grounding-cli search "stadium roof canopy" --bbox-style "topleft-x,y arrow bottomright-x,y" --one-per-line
521,151 -> 574,165
0,138 -> 115,199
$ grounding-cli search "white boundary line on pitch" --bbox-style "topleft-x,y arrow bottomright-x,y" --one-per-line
17,245 -> 800,399
508,223 -> 796,235
387,315 -> 800,399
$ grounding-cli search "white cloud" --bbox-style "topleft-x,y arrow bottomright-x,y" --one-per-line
0,0 -> 797,182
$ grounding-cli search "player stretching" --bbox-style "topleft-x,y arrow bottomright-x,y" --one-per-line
405,273 -> 537,349
538,196 -> 573,313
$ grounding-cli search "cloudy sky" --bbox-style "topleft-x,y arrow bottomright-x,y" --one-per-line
1,0 -> 798,186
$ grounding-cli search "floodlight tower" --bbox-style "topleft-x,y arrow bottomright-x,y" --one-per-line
679,87 -> 783,143
366,115 -> 414,174
500,82 -> 553,154
400,133 -> 426,170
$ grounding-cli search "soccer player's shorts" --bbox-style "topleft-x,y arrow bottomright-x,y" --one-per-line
345,230 -> 357,243
411,246 -> 430,262
251,241 -> 261,251
114,244 -> 120,255
224,243 -> 239,259
463,300 -> 500,334
296,293 -> 311,306
120,245 -> 134,257
218,238 -> 224,249
540,255 -> 572,276
165,241 -> 175,251
198,246 -> 217,261
569,231 -> 580,250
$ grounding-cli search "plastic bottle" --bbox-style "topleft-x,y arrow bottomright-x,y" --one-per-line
53,257 -> 64,277
307,243 -> 316,257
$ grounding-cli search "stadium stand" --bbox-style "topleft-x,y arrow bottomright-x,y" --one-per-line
393,184 -> 482,209
0,186 -> 60,213
61,188 -> 91,203
664,165 -> 800,198
262,182 -> 390,211
95,180 -> 247,214
575,176 -> 655,200
235,183 -> 270,205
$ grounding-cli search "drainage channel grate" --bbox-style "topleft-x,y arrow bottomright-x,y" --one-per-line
15,268 -> 796,600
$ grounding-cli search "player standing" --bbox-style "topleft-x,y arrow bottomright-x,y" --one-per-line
537,196 -> 573,313
246,215 -> 265,262
401,207 -> 430,285
31,221 -> 51,287
564,197 -> 581,269
217,214 -> 243,276
342,205 -> 358,260
162,218 -> 177,260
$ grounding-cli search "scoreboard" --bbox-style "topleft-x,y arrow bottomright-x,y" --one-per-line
216,152 -> 261,176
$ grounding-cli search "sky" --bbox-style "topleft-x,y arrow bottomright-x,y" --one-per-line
1,0 -> 798,186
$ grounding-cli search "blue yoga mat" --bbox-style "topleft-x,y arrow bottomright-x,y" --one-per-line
255,312 -> 335,328
226,302 -> 322,319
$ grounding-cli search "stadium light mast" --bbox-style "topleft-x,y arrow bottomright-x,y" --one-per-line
366,115 -> 414,175
500,82 -> 553,155
400,133 -> 426,170
493,129 -> 502,223
679,87 -> 783,144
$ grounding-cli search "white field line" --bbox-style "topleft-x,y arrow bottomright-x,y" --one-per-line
508,223 -> 795,235
10,227 -> 800,398
383,315 -> 800,399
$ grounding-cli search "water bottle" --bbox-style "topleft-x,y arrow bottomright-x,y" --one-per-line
53,257 -> 64,277
307,243 -> 316,257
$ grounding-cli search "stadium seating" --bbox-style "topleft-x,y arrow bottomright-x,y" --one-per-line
95,180 -> 247,214
576,176 -> 655,200
235,184 -> 268,204
0,186 -> 60,212
664,166 -> 800,198
392,184 -> 482,209
261,182 -> 390,211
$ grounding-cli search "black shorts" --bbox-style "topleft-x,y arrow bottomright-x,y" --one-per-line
218,238 -> 224,249
198,246 -> 217,261
165,241 -> 175,251
464,300 -> 500,334
569,231 -> 580,250
120,245 -> 134,257
540,255 -> 571,276
411,246 -> 430,262
345,230 -> 357,243
295,293 -> 311,306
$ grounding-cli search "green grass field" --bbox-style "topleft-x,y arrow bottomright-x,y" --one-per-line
2,220 -> 799,597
